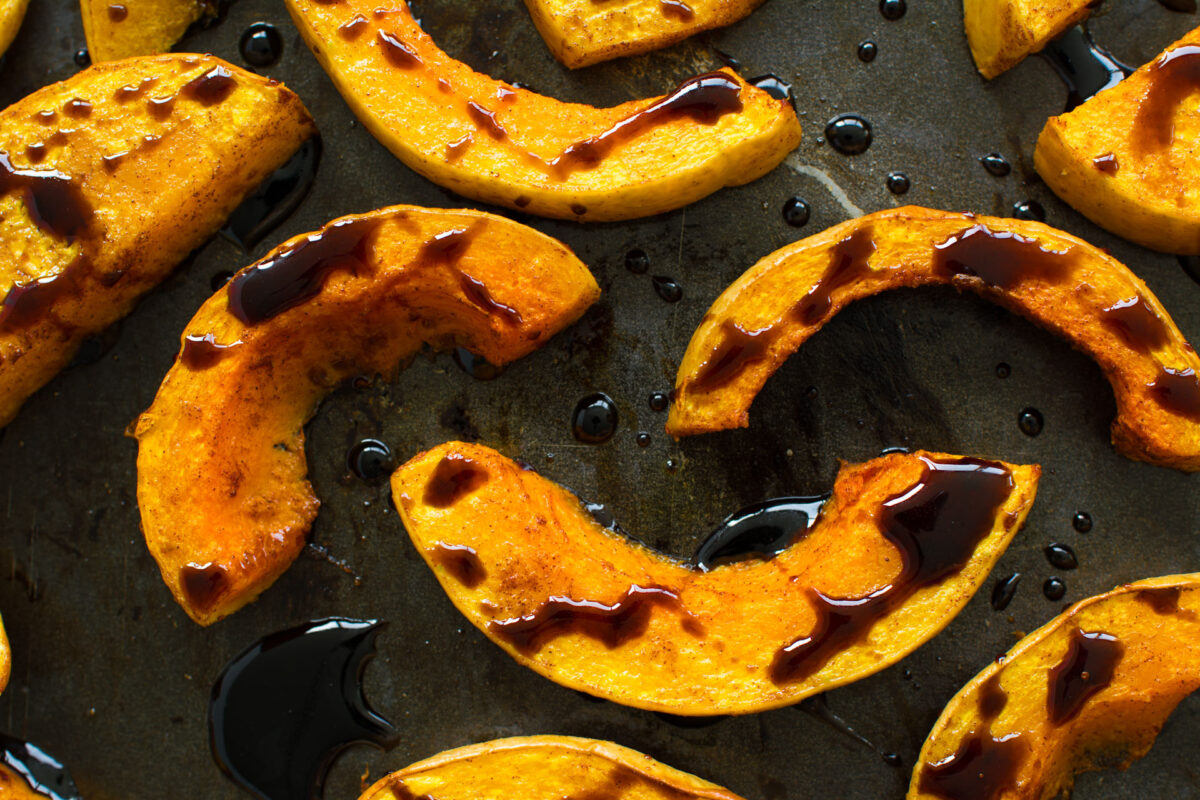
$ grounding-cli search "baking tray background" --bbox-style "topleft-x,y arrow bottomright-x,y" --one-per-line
1,1 -> 1198,798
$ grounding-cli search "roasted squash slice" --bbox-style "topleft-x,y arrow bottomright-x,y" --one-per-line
0,613 -> 8,696
908,574 -> 1200,800
1036,25 -> 1200,254
667,206 -> 1200,471
283,0 -> 801,221
361,736 -> 744,800
962,0 -> 1094,79
0,54 -> 315,429
391,442 -> 1039,715
522,0 -> 765,69
81,0 -> 212,62
0,0 -> 29,59
0,769 -> 43,800
134,206 -> 600,626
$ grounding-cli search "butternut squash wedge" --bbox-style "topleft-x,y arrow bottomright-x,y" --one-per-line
391,442 -> 1039,715
0,768 -> 44,800
0,0 -> 29,59
0,614 -> 9,696
361,736 -> 745,800
522,0 -> 765,69
0,54 -> 315,429
81,0 -> 212,62
908,573 -> 1200,800
666,206 -> 1200,471
962,0 -> 1094,79
1036,25 -> 1200,254
134,206 -> 600,626
283,0 -> 801,221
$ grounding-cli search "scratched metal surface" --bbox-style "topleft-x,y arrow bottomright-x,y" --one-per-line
0,1 -> 1198,798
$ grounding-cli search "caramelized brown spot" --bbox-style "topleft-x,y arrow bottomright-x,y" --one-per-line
489,585 -> 700,655
0,151 -> 93,241
180,562 -> 229,612
378,30 -> 422,68
107,3 -> 128,21
769,456 -> 1013,685
1092,152 -> 1119,174
424,454 -> 489,507
1149,366 -> 1200,421
793,226 -> 877,324
227,218 -> 380,324
1135,44 -> 1200,154
513,195 -> 531,208
549,72 -> 743,178
693,319 -> 778,391
183,66 -> 237,106
180,333 -> 241,370
1100,296 -> 1168,353
1136,586 -> 1186,616
445,133 -> 473,162
466,102 -> 507,140
977,672 -> 1007,721
64,98 -> 92,118
660,0 -> 695,20
429,543 -> 486,588
420,226 -> 523,324
25,143 -> 46,164
1047,628 -> 1124,724
338,14 -> 369,40
933,225 -> 1075,290
917,733 -> 1028,800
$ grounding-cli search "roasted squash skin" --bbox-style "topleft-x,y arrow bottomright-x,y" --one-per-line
1036,26 -> 1200,254
522,0 -> 766,68
908,574 -> 1200,800
135,206 -> 600,626
81,0 -> 211,62
962,0 -> 1093,79
392,442 -> 1039,715
0,0 -> 29,58
0,54 -> 315,429
667,206 -> 1200,471
361,736 -> 745,800
283,0 -> 801,222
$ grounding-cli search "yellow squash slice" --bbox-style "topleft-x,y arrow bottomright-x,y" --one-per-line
392,442 -> 1039,715
909,574 -> 1200,800
667,206 -> 1200,471
284,0 -> 801,221
135,206 -> 600,626
81,0 -> 213,62
0,0 -> 29,58
963,0 -> 1094,79
0,54 -> 314,429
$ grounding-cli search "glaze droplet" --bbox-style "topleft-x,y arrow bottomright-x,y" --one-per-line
1017,407 -> 1044,436
625,248 -> 650,274
1044,577 -> 1067,601
1045,543 -> 1078,570
783,196 -> 811,227
652,276 -> 683,303
240,23 -> 284,67
346,439 -> 395,484
879,0 -> 907,20
991,572 -> 1022,611
572,393 -> 619,444
980,152 -> 1011,177
1072,511 -> 1093,533
1012,200 -> 1046,222
886,171 -> 910,195
825,114 -> 872,155
649,392 -> 669,412
857,40 -> 878,62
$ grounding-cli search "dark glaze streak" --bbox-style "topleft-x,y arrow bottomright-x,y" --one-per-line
1150,366 -> 1200,421
147,95 -> 177,120
227,218 -> 380,324
933,225 -> 1075,290
978,672 -> 1007,720
420,226 -> 522,324
769,456 -> 1014,685
445,133 -> 473,162
1100,296 -> 1168,353
660,0 -> 695,20
692,319 -> 778,391
917,733 -> 1028,800
466,102 -> 507,140
793,226 -> 877,324
180,562 -> 230,612
489,585 -> 702,655
1092,152 -> 1119,174
0,152 -> 92,241
1136,586 -> 1196,618
182,66 -> 237,106
338,14 -> 369,40
429,543 -> 486,588
549,72 -> 743,178
180,333 -> 241,370
1048,628 -> 1124,724
1135,45 -> 1200,154
378,30 -> 422,68
424,454 -> 489,507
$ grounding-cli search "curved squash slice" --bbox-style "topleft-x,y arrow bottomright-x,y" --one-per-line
81,0 -> 212,62
0,614 -> 8,696
667,206 -> 1200,471
135,206 -> 600,626
523,0 -> 765,69
0,54 -> 315,428
1036,25 -> 1200,254
361,736 -> 744,800
391,442 -> 1039,715
0,0 -> 29,59
283,0 -> 801,221
0,767 -> 44,800
963,0 -> 1093,80
908,574 -> 1200,800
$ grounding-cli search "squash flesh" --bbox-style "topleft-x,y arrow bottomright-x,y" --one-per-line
963,0 -> 1094,79
81,0 -> 211,62
0,0 -> 29,58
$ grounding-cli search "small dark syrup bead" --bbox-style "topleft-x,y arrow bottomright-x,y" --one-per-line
1012,200 -> 1046,222
210,271 -> 235,292
825,114 -> 872,155
886,171 -> 910,195
1017,407 -> 1044,437
74,48 -> 91,68
749,74 -> 794,107
572,393 -> 618,444
879,0 -> 907,20
857,40 -> 878,62
346,439 -> 395,484
882,753 -> 903,768
652,276 -> 683,303
648,392 -> 669,412
240,23 -> 284,68
995,362 -> 1011,378
1043,577 -> 1067,601
636,432 -> 651,447
665,457 -> 679,472
991,572 -> 1022,611
625,248 -> 649,275
1045,543 -> 1078,570
782,197 -> 810,227
1072,511 -> 1093,533
980,152 -> 1011,177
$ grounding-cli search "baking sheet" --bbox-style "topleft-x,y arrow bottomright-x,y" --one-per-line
0,1 -> 1198,797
